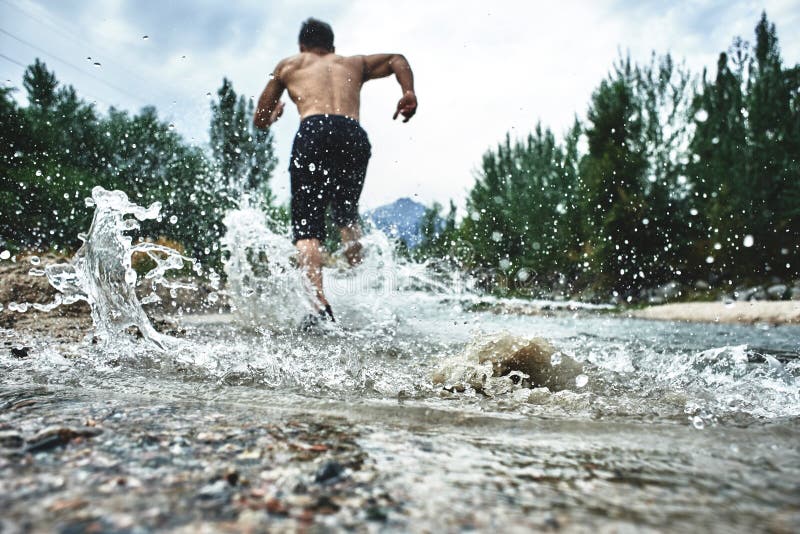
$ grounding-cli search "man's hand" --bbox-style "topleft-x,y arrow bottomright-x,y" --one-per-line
393,91 -> 417,122
270,101 -> 285,125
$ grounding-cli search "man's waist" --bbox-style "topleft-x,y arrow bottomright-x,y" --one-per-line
300,113 -> 360,125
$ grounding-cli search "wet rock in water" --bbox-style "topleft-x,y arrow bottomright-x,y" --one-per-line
152,317 -> 186,337
224,469 -> 239,486
315,460 -> 345,484
735,287 -> 758,301
10,345 -> 30,358
195,479 -> 233,510
0,430 -> 25,449
750,289 -> 768,301
432,332 -> 583,394
25,426 -> 103,453
766,284 -> 788,300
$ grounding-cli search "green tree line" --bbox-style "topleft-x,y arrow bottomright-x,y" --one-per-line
0,61 -> 277,268
418,13 -> 799,299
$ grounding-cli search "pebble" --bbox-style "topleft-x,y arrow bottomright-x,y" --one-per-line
26,426 -> 103,453
10,346 -> 30,359
0,430 -> 24,449
315,460 -> 345,484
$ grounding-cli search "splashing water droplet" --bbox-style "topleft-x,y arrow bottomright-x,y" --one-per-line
694,109 -> 708,122
29,256 -> 40,265
575,374 -> 588,388
308,162 -> 316,172
550,352 -> 562,365
35,187 -> 192,349
8,302 -> 28,313
743,235 -> 754,248
691,416 -> 705,429
169,215 -> 178,224
1,250 -> 11,260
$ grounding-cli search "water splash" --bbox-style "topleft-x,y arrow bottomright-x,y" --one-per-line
41,186 -> 193,348
220,203 -> 312,329
219,202 -> 474,331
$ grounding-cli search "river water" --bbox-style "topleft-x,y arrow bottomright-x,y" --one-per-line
1,191 -> 799,532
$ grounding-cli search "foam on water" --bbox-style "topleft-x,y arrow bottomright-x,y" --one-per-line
2,189 -> 798,424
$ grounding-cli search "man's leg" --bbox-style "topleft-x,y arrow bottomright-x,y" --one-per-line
295,238 -> 329,309
339,224 -> 363,266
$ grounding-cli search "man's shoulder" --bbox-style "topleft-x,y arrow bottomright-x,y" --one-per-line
278,54 -> 303,68
273,54 -> 304,77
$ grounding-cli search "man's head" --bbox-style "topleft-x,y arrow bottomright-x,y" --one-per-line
299,18 -> 334,52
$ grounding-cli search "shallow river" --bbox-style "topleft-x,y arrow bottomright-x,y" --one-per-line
2,291 -> 799,532
1,197 -> 799,532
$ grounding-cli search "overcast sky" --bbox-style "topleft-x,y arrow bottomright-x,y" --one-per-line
2,0 -> 798,211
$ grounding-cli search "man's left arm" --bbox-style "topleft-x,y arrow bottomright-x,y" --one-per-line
254,64 -> 286,130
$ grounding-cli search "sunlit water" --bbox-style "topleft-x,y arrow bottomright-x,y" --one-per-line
2,190 -> 799,530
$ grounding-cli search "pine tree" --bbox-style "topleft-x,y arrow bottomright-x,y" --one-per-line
746,12 -> 797,279
209,78 -> 277,202
579,68 -> 649,294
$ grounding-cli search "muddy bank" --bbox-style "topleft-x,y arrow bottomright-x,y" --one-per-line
629,300 -> 800,325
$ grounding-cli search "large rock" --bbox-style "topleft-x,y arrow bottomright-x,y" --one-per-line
432,332 -> 583,394
766,284 -> 788,300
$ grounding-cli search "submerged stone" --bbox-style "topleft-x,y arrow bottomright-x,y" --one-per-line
315,460 -> 345,484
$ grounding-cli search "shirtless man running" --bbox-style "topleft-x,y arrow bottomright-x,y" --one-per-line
254,18 -> 417,326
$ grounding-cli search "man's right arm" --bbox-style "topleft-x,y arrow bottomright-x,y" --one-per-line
362,54 -> 417,122
254,61 -> 287,130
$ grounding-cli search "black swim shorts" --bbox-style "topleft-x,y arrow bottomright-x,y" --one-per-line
289,114 -> 371,243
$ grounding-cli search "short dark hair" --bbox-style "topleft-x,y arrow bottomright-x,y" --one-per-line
299,18 -> 334,51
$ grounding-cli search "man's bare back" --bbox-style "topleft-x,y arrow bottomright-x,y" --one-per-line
276,52 -> 366,120
254,50 -> 417,127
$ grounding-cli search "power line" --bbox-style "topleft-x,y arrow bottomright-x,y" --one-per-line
0,51 -> 119,110
0,3 -> 183,117
0,52 -> 26,68
0,26 -> 146,105
0,0 -> 96,51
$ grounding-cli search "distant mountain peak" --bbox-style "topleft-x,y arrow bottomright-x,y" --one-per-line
365,197 -> 430,248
